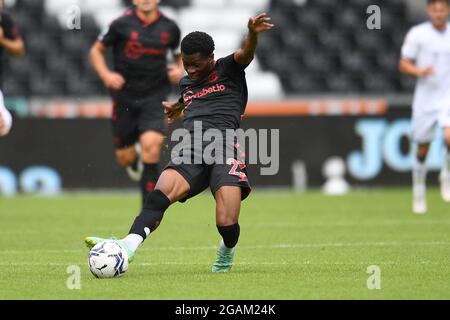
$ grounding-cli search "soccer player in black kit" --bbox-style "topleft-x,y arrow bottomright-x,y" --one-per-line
86,13 -> 274,273
0,0 -> 25,137
89,0 -> 184,204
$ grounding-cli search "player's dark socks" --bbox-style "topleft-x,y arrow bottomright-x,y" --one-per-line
140,163 -> 159,205
217,223 -> 240,248
129,189 -> 171,239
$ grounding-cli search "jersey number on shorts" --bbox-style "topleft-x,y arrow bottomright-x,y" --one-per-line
227,158 -> 248,182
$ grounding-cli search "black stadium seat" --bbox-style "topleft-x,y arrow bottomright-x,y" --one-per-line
326,73 -> 361,93
2,77 -> 28,97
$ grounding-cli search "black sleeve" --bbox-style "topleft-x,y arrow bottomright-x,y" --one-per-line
169,23 -> 181,52
1,13 -> 21,40
98,19 -> 120,47
219,54 -> 249,78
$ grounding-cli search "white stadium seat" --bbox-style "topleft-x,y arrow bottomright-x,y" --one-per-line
213,50 -> 232,60
247,73 -> 284,101
79,0 -> 122,15
207,31 -> 242,55
220,9 -> 253,31
179,8 -> 252,33
244,57 -> 261,75
230,0 -> 270,10
95,8 -> 128,30
45,0 -> 81,16
191,0 -> 227,8
178,8 -> 220,32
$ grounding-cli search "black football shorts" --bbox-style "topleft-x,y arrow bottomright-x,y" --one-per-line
164,135 -> 251,202
111,90 -> 169,149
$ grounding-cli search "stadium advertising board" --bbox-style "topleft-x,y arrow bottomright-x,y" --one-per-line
0,99 -> 443,195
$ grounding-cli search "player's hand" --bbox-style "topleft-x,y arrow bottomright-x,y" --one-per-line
102,71 -> 125,91
163,100 -> 185,124
418,66 -> 434,77
167,63 -> 184,85
248,13 -> 274,34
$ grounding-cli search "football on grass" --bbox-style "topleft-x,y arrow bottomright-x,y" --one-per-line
88,240 -> 128,278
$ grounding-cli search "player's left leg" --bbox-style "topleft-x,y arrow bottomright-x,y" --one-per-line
413,143 -> 430,214
139,130 -> 164,205
85,168 -> 191,261
212,186 -> 242,273
440,126 -> 450,202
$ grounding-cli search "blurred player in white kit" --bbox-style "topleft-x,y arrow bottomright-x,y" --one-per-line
399,0 -> 450,214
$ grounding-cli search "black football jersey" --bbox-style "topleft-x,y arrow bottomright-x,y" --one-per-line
99,8 -> 181,98
180,54 -> 249,132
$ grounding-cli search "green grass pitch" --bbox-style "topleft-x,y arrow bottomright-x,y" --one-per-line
0,188 -> 449,300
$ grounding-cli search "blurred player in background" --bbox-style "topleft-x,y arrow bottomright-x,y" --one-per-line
89,0 -> 184,205
0,0 -> 25,137
86,13 -> 274,273
399,0 -> 450,214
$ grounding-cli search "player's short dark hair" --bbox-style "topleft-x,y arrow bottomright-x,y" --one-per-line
181,31 -> 215,57
427,0 -> 449,5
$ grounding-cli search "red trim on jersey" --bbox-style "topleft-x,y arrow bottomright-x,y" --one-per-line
146,181 -> 156,193
135,8 -> 161,27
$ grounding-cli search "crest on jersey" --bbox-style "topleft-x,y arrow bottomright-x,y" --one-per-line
208,70 -> 219,83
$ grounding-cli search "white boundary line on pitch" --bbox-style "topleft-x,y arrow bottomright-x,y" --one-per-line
0,261 -> 442,267
1,241 -> 450,254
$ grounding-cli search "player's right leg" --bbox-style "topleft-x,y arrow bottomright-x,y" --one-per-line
440,126 -> 450,202
138,130 -> 165,206
85,168 -> 190,261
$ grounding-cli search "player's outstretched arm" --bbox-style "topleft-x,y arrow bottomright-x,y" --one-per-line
89,41 -> 125,90
0,27 -> 24,57
234,12 -> 274,65
399,58 -> 434,78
